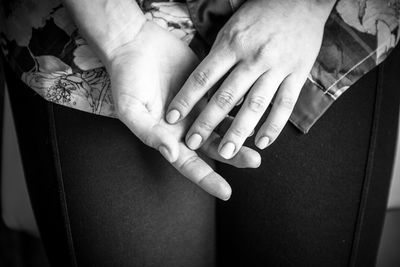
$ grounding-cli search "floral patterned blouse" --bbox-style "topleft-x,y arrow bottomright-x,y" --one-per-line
0,0 -> 399,133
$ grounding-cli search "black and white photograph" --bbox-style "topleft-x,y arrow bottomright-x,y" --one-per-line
0,0 -> 399,266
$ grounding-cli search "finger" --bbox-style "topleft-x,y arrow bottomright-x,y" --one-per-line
185,64 -> 262,151
201,132 -> 261,168
255,73 -> 306,149
215,115 -> 234,135
117,95 -> 179,162
236,96 -> 244,106
249,129 -> 255,137
218,71 -> 286,159
165,48 -> 236,124
215,115 -> 254,137
173,144 -> 232,201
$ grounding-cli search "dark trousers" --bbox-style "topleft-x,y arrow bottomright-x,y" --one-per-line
3,44 -> 400,267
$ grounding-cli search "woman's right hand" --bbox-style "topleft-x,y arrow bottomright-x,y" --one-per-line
103,21 -> 261,200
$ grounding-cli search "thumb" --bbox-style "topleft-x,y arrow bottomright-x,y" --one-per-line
146,124 -> 180,163
117,97 -> 179,163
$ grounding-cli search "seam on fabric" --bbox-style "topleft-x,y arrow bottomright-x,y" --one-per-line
47,103 -> 78,267
348,64 -> 384,267
325,50 -> 378,93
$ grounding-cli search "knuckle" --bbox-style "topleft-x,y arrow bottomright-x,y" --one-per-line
227,28 -> 246,50
247,95 -> 267,112
254,48 -> 273,67
175,97 -> 191,110
255,44 -> 270,60
192,71 -> 209,88
215,28 -> 229,43
230,127 -> 247,139
276,96 -> 296,110
179,155 -> 201,171
214,89 -> 235,110
267,122 -> 281,135
197,119 -> 214,132
241,62 -> 258,72
252,39 -> 275,65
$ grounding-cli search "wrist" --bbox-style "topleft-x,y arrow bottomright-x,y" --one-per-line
310,0 -> 336,21
63,0 -> 146,64
100,15 -> 147,65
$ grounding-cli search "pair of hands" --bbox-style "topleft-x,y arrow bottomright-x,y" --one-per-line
105,0 -> 333,200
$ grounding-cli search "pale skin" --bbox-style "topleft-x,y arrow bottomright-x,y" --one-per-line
63,0 -> 335,200
166,0 -> 336,159
63,0 -> 261,201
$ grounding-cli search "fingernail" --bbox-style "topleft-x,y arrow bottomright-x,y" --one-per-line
249,129 -> 255,137
187,133 -> 202,150
220,185 -> 232,201
159,145 -> 173,162
198,175 -> 232,201
166,109 -> 180,124
219,142 -> 236,159
256,136 -> 269,149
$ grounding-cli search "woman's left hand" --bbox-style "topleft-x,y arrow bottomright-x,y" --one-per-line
165,0 -> 335,159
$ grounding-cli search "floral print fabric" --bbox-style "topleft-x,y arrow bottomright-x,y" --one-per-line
0,0 -> 399,133
295,0 -> 400,132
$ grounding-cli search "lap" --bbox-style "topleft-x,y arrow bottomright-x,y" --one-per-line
5,64 -> 215,267
50,104 -> 215,267
216,45 -> 400,266
4,44 -> 400,266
